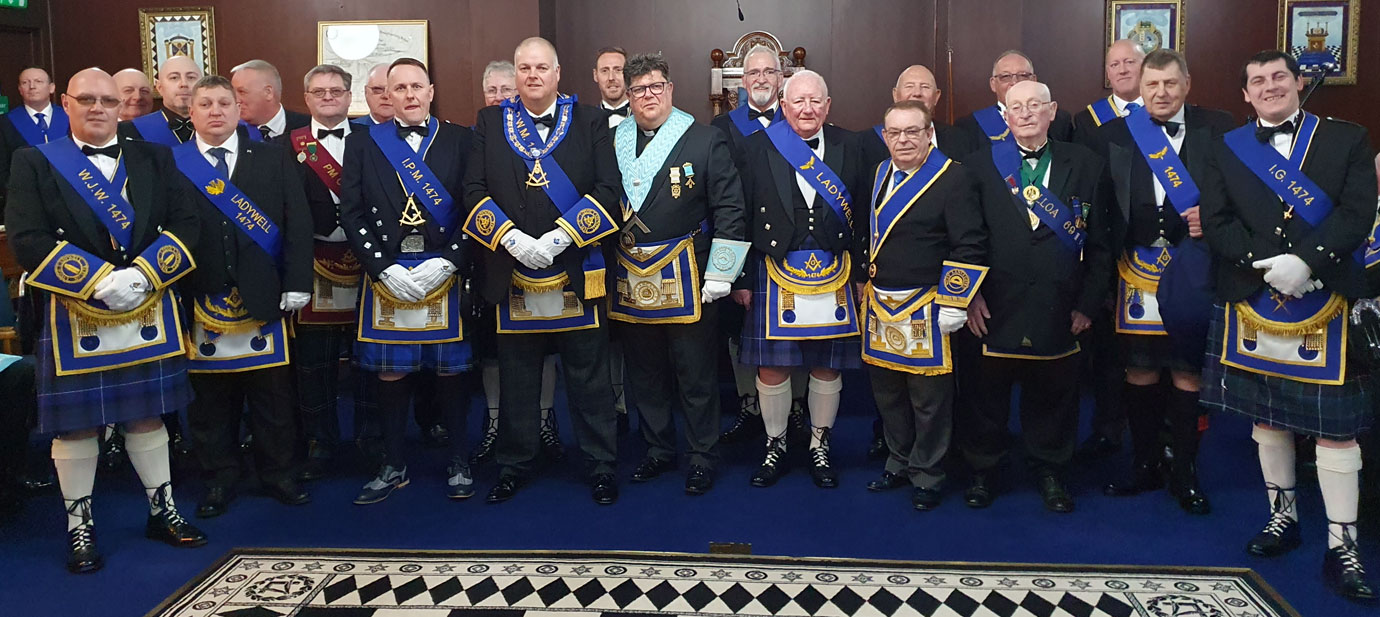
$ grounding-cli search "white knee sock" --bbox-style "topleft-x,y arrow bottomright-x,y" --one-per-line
807,375 -> 843,449
1252,425 -> 1297,521
756,377 -> 792,445
540,355 -> 558,410
51,436 -> 99,531
123,427 -> 174,514
1315,444 -> 1363,548
482,361 -> 500,418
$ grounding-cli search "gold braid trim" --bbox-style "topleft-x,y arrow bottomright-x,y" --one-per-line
1233,292 -> 1348,337
1117,256 -> 1160,295
193,301 -> 264,335
313,259 -> 364,285
864,283 -> 936,323
764,253 -> 851,295
511,271 -> 570,294
371,275 -> 456,310
58,291 -> 163,328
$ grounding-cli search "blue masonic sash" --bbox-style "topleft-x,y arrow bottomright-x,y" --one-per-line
130,111 -> 184,147
174,142 -> 283,262
977,106 -> 1022,184
1126,108 -> 1199,216
358,256 -> 463,345
36,138 -> 134,250
369,117 -> 458,231
729,104 -> 781,137
870,149 -> 950,262
8,106 -> 67,145
1000,158 -> 1086,254
1086,96 -> 1123,128
764,121 -> 853,228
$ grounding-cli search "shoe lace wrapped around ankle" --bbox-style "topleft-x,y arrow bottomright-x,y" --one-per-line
762,438 -> 785,468
148,481 -> 176,516
66,495 -> 94,526
1263,482 -> 1296,532
1330,521 -> 1366,573
540,411 -> 560,444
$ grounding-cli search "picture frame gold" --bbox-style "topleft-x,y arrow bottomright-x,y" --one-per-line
317,20 -> 430,117
1278,0 -> 1360,85
138,7 -> 217,87
1105,1 -> 1185,87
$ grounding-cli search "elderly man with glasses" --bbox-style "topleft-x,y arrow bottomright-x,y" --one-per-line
955,50 -> 1074,149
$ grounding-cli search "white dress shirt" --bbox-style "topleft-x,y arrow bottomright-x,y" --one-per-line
1260,110 -> 1301,159
602,100 -> 629,128
26,102 -> 53,125
396,116 -> 429,153
526,100 -> 558,142
750,103 -> 779,129
794,130 -> 825,206
196,130 -> 240,177
259,105 -> 288,138
1151,106 -> 1188,207
1112,94 -> 1144,115
71,135 -> 125,198
311,118 -> 351,241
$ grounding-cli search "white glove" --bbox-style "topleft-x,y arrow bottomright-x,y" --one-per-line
409,257 -> 456,294
501,229 -> 553,269
92,267 -> 151,312
279,291 -> 311,312
538,227 -> 574,260
937,306 -> 968,335
380,263 -> 426,302
1252,254 -> 1313,298
701,280 -> 732,304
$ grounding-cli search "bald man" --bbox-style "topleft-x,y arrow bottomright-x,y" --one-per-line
858,64 -> 976,171
1072,39 -> 1146,151
118,55 -> 203,145
5,68 -> 206,573
113,69 -> 153,122
351,63 -> 394,126
954,50 -> 1073,148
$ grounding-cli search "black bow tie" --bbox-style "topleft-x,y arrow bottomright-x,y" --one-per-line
607,105 -> 629,117
1152,118 -> 1182,137
1256,120 -> 1296,143
530,114 -> 556,129
396,123 -> 428,139
317,128 -> 344,140
81,144 -> 120,159
748,107 -> 774,122
1020,145 -> 1046,161
168,117 -> 192,133
804,137 -> 820,150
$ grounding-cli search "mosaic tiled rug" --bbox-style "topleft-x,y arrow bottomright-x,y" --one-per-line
147,549 -> 1299,617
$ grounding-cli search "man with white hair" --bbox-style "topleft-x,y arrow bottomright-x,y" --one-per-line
955,50 -> 1074,148
481,60 -> 517,108
231,59 -> 310,139
732,69 -> 864,489
352,63 -> 394,126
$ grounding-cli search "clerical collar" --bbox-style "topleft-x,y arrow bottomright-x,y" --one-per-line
195,129 -> 239,155
640,126 -> 658,137
72,135 -> 117,151
1113,94 -> 1143,113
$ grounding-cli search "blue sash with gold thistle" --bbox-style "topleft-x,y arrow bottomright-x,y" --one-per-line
174,141 -> 283,262
8,106 -> 68,146
189,287 -> 290,373
368,117 -> 457,231
728,104 -> 781,137
1086,96 -> 1124,128
1218,112 -> 1355,384
764,122 -> 854,229
358,255 -> 463,344
36,138 -> 135,250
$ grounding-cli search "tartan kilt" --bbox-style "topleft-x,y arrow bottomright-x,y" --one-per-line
1120,333 -> 1200,373
739,268 -> 860,371
353,339 -> 474,375
1200,304 -> 1372,440
35,319 -> 193,435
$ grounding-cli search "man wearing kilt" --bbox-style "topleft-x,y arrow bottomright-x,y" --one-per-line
611,53 -> 748,494
341,58 -> 476,504
464,37 -> 623,505
1099,49 -> 1234,514
731,69 -> 864,489
1199,50 -> 1377,600
857,100 -> 986,511
4,68 -> 206,573
175,75 -> 314,517
276,64 -> 368,481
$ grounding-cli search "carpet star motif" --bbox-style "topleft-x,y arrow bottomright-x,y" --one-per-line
782,572 -> 803,582
571,565 -> 592,575
1140,580 -> 1163,591
303,562 -> 323,572
503,564 -> 524,574
1070,579 -> 1092,590
434,565 -> 455,574
851,574 -> 873,584
241,561 -> 262,570
711,569 -> 731,579
923,576 -> 946,585
640,567 -> 661,577
1212,583 -> 1235,592
208,586 -> 233,597
366,564 -> 388,573
998,577 -> 1019,588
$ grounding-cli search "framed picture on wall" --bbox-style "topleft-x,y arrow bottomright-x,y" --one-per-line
1278,0 -> 1359,85
318,20 -> 429,117
1105,1 -> 1185,85
139,7 -> 217,86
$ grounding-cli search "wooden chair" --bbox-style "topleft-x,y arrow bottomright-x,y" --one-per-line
709,31 -> 807,116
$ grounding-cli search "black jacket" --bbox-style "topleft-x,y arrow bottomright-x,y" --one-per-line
955,104 -> 1075,151
710,105 -> 781,171
178,138 -> 313,322
1200,116 -> 1377,301
117,107 -> 194,144
462,103 -> 622,304
855,121 -> 978,178
857,156 -> 986,289
272,125 -> 353,237
963,140 -> 1113,355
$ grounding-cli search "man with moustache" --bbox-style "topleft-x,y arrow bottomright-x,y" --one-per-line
231,59 -> 310,140
277,64 -> 366,481
733,69 -> 864,489
173,75 -> 313,517
464,37 -> 622,505
5,68 -> 206,572
1099,49 -> 1233,515
955,51 -> 1074,148
593,47 -> 630,128
959,80 -> 1112,513
352,63 -> 394,126
612,53 -> 747,494
113,69 -> 153,122
340,58 -> 474,504
1,67 -> 68,210
858,99 -> 986,511
119,55 -> 202,146
1072,39 -> 1146,150
1199,51 -> 1377,600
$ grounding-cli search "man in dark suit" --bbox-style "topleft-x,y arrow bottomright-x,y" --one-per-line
113,68 -> 153,122
857,99 -> 986,511
116,55 -> 202,146
230,59 -> 311,140
340,58 -> 476,504
1099,49 -> 1234,515
174,74 -> 314,518
5,68 -> 206,573
731,69 -> 864,490
959,80 -> 1112,514
858,64 -> 977,170
1199,51 -> 1376,601
593,47 -> 630,128
352,63 -> 394,127
1071,39 -> 1146,151
954,51 -> 1074,148
1,67 -> 69,213
463,37 -> 623,505
612,53 -> 747,495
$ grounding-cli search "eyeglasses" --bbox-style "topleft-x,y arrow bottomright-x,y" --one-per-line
367,86 -> 387,96
992,72 -> 1035,84
744,68 -> 781,80
65,94 -> 121,109
1006,100 -> 1050,115
628,81 -> 668,98
307,88 -> 348,99
882,126 -> 931,140
483,86 -> 518,97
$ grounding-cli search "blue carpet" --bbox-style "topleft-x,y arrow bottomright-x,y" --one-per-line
0,376 -> 1374,616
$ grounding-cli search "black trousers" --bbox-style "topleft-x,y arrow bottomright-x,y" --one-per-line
293,324 -> 347,451
189,365 -> 297,487
496,305 -> 616,479
1084,306 -> 1126,442
960,352 -> 1080,476
868,364 -> 953,489
950,329 -> 982,447
616,303 -> 720,469
0,357 -> 36,493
